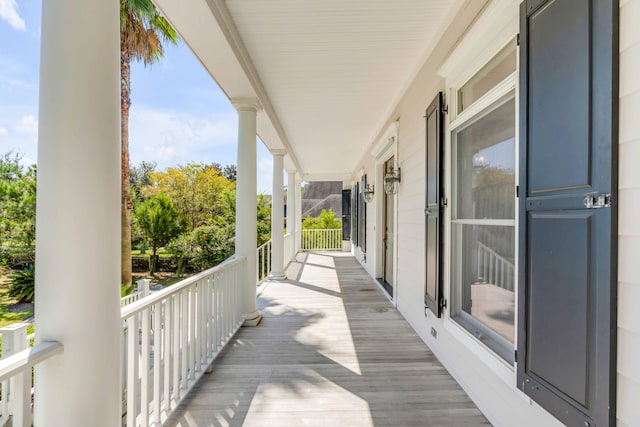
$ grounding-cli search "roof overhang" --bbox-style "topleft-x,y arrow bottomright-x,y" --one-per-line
153,0 -> 472,177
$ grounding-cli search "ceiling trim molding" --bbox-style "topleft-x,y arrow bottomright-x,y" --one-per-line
231,97 -> 262,112
270,148 -> 287,156
205,0 -> 302,173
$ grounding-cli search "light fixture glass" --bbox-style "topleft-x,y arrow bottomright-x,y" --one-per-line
363,184 -> 375,203
384,166 -> 401,195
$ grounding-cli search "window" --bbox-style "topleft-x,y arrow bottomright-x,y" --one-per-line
458,40 -> 517,113
449,41 -> 517,364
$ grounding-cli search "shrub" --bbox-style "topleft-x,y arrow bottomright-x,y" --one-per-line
302,209 -> 341,230
8,264 -> 35,303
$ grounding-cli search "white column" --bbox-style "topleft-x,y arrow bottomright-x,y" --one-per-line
232,98 -> 262,326
269,150 -> 286,279
295,176 -> 303,252
287,171 -> 296,260
35,0 -> 121,424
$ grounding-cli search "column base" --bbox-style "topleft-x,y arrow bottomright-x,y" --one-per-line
267,272 -> 287,281
243,310 -> 262,327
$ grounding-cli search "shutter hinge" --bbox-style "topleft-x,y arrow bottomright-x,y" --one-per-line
517,33 -> 520,46
514,349 -> 518,363
583,193 -> 612,209
443,104 -> 449,114
439,298 -> 447,309
516,185 -> 519,198
440,197 -> 448,208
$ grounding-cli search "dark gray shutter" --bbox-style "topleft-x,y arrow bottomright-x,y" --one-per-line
424,92 -> 445,317
351,183 -> 358,246
342,189 -> 351,240
518,1 -> 618,425
359,175 -> 367,253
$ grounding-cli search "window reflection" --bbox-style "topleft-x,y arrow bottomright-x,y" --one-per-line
451,96 -> 516,360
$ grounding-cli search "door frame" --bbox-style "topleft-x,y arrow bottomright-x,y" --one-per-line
374,122 -> 399,303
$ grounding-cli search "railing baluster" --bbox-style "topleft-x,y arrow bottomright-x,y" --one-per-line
163,298 -> 172,414
203,277 -> 209,363
126,315 -> 138,427
181,289 -> 188,391
223,270 -> 229,338
141,309 -> 150,426
189,285 -> 196,381
196,281 -> 202,373
153,302 -> 162,424
172,293 -> 181,403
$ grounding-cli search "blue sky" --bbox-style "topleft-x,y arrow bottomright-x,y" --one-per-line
0,0 -> 274,193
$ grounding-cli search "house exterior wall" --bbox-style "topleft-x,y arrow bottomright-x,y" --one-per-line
351,0 -> 638,425
352,156 -> 377,277
617,0 -> 640,425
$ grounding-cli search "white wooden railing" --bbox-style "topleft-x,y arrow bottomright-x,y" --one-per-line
301,229 -> 343,251
283,232 -> 294,264
121,279 -> 151,307
256,240 -> 272,284
0,321 -> 62,427
120,256 -> 245,426
476,242 -> 515,291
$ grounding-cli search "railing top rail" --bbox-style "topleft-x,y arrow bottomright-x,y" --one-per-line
256,240 -> 271,252
121,255 -> 246,319
0,341 -> 63,382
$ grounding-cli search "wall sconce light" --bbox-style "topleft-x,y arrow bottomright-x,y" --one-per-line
384,166 -> 401,195
363,184 -> 375,203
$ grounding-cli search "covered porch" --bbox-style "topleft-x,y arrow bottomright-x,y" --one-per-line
166,252 -> 488,427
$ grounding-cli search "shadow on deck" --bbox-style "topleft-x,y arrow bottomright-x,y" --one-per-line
166,252 -> 489,427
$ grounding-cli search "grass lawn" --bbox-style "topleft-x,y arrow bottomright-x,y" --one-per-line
132,271 -> 191,288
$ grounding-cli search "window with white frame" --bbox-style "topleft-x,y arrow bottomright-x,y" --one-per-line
449,39 -> 517,364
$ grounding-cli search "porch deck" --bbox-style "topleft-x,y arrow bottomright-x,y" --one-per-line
166,252 -> 489,427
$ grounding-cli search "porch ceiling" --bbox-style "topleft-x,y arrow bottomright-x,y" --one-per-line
155,0 -> 463,177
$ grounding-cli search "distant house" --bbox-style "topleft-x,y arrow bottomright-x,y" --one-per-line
300,181 -> 342,219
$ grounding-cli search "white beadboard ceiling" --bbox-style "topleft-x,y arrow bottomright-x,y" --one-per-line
154,0 -> 462,177
224,0 -> 462,177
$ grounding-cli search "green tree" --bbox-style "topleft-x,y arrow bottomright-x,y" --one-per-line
130,160 -> 157,201
120,0 -> 179,286
257,194 -> 272,246
143,163 -> 235,233
135,194 -> 183,273
302,209 -> 341,230
0,152 -> 36,249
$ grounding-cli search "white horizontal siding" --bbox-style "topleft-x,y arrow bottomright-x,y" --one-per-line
385,2 -> 562,426
618,0 -> 640,425
348,1 -> 637,426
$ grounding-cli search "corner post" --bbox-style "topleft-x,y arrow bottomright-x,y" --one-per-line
35,0 -> 121,423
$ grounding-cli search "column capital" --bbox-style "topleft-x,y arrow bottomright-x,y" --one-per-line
231,97 -> 262,112
270,148 -> 287,157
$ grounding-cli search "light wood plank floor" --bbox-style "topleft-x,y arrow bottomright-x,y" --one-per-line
166,252 -> 490,427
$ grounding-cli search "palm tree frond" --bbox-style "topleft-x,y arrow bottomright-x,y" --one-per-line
152,14 -> 179,44
121,0 -> 178,64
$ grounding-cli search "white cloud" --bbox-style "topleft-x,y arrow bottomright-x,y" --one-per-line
13,114 -> 37,135
0,0 -> 26,31
19,154 -> 35,166
0,107 -> 37,162
128,106 -> 238,167
258,156 -> 273,195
